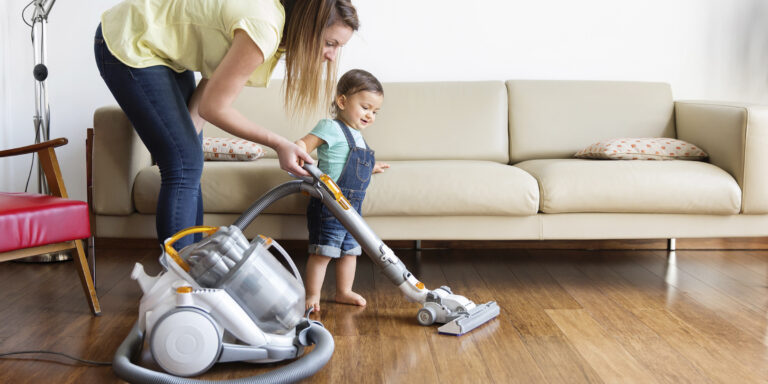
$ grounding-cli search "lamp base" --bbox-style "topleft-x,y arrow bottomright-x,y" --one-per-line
16,250 -> 73,263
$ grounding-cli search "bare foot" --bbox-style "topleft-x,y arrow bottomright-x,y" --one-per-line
335,290 -> 367,307
306,294 -> 321,313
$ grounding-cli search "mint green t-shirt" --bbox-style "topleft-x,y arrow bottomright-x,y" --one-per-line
310,119 -> 367,181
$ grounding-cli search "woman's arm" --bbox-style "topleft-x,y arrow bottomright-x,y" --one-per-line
188,78 -> 208,133
198,29 -> 313,175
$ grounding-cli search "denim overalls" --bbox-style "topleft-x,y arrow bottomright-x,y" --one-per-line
307,120 -> 375,258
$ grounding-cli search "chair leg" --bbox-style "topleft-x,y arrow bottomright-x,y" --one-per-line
88,236 -> 96,289
73,239 -> 102,316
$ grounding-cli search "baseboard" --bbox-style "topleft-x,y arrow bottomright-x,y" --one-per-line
95,237 -> 768,250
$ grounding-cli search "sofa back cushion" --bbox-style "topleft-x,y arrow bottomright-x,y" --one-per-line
203,81 -> 317,158
506,80 -> 675,163
204,80 -> 510,163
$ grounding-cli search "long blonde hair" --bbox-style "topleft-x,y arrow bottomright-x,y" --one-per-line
282,0 -> 359,118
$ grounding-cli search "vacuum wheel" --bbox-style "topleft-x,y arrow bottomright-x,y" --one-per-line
417,307 -> 437,326
150,308 -> 222,377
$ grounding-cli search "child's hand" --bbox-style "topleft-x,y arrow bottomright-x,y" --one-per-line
373,161 -> 390,174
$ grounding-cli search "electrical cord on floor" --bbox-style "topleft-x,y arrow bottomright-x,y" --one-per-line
0,350 -> 112,366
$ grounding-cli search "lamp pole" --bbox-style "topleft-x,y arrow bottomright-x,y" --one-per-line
21,0 -> 72,262
30,0 -> 55,194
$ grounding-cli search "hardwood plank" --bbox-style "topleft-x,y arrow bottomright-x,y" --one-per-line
638,251 -> 768,344
546,309 -> 659,384
463,252 -> 550,384
507,253 -> 582,310
426,331 -> 489,384
378,336 -> 439,384
736,251 -> 768,278
0,262 -> 61,335
666,250 -> 768,313
632,309 -> 766,384
0,262 -> 89,338
545,260 -> 712,384
694,250 -> 768,287
474,251 -> 604,384
373,249 -> 440,383
604,252 -> 768,380
427,250 -> 496,384
328,335 -> 384,384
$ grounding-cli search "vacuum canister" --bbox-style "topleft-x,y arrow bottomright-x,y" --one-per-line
181,226 -> 305,335
217,242 -> 305,334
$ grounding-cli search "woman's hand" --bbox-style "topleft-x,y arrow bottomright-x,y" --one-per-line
294,139 -> 309,167
373,161 -> 390,174
275,139 -> 314,176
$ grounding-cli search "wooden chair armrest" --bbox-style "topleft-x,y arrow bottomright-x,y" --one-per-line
0,138 -> 68,158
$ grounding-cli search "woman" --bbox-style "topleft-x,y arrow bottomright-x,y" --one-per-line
94,0 -> 359,249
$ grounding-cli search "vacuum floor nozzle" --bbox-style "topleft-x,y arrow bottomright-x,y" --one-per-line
438,301 -> 500,336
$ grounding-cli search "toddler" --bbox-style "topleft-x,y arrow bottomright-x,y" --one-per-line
296,69 -> 389,312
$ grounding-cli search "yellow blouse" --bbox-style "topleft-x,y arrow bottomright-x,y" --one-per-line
101,0 -> 285,87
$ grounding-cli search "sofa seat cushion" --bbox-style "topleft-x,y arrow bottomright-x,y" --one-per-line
364,160 -> 539,216
134,159 -> 540,216
515,159 -> 741,214
134,160 -> 306,215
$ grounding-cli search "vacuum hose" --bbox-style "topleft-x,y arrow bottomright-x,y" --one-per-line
113,321 -> 335,384
233,181 -> 317,231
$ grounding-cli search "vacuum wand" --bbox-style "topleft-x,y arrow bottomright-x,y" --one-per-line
300,164 -> 500,335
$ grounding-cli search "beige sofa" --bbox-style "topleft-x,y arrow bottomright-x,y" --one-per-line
90,80 -> 768,243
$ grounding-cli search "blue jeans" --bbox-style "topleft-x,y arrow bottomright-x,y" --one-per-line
94,24 -> 203,249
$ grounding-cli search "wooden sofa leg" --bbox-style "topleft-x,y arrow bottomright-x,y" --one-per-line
73,239 -> 102,315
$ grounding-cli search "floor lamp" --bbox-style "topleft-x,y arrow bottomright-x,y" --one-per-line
21,0 -> 72,262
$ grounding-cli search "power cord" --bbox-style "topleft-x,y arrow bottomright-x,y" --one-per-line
0,350 -> 112,366
21,0 -> 35,27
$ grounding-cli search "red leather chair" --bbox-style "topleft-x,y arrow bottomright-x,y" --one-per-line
0,138 -> 101,315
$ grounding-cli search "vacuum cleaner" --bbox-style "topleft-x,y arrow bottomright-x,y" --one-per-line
112,163 -> 499,383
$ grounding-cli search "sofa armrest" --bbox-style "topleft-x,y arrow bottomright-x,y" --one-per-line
676,100 -> 768,214
92,105 -> 151,215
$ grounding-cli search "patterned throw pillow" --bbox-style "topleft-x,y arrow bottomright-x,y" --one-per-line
575,138 -> 708,160
202,137 -> 264,161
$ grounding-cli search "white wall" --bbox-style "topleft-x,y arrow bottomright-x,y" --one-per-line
2,0 -> 767,201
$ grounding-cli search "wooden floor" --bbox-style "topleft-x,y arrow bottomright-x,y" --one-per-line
1,246 -> 767,383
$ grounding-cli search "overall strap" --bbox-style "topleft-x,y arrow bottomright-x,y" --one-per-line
335,119 -> 369,149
